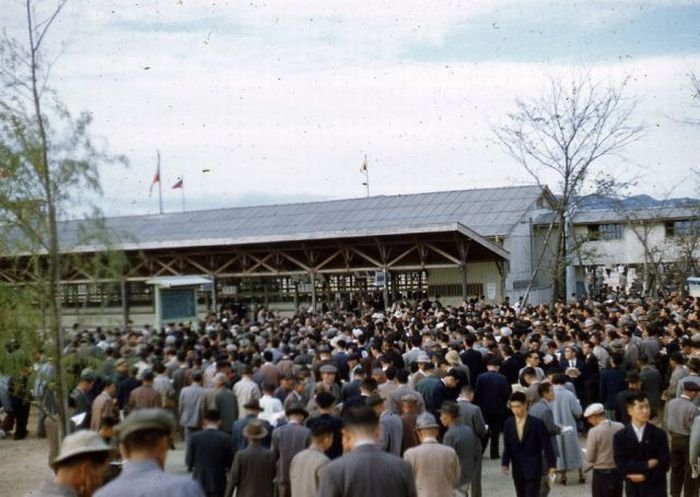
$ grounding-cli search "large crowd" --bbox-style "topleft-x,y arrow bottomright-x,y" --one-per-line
6,289 -> 700,497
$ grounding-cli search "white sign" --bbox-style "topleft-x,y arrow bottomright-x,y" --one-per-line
486,282 -> 497,300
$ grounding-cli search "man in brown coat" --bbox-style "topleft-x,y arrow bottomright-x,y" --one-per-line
127,371 -> 162,414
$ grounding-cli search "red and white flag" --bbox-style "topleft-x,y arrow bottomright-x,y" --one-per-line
149,163 -> 160,196
172,177 -> 183,189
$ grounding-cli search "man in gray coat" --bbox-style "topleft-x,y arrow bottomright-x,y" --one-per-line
271,403 -> 311,497
367,393 -> 403,456
440,401 -> 481,497
456,386 -> 486,497
317,405 -> 417,497
178,371 -> 207,467
529,383 -> 561,497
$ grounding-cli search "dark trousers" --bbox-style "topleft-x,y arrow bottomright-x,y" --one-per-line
482,411 -> 504,458
592,468 -> 623,497
512,476 -> 540,497
670,435 -> 698,497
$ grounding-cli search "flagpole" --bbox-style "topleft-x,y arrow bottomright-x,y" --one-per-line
157,150 -> 163,215
363,154 -> 370,197
181,176 -> 186,213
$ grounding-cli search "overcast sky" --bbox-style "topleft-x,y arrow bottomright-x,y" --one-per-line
3,0 -> 700,217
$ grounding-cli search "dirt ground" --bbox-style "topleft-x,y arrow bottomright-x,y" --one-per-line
0,413 -> 593,497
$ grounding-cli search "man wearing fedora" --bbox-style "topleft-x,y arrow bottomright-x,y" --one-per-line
225,419 -> 276,497
232,398 -> 272,450
26,430 -> 111,497
317,405 -> 417,497
271,403 -> 311,497
584,402 -> 624,497
403,412 -> 460,497
95,408 -> 205,497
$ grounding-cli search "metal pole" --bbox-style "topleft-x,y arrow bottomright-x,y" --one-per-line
157,150 -> 163,215
364,154 -> 370,197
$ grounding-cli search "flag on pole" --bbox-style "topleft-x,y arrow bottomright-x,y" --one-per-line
360,157 -> 367,173
149,163 -> 160,196
172,177 -> 184,189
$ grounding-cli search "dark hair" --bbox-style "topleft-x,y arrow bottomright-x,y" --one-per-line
341,405 -> 379,430
204,409 -> 221,422
537,382 -> 552,397
395,369 -> 409,384
509,391 -> 527,404
625,391 -> 648,408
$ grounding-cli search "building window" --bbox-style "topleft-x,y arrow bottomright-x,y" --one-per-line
588,224 -> 623,241
666,219 -> 700,238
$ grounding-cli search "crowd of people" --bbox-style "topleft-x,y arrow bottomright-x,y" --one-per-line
9,290 -> 700,497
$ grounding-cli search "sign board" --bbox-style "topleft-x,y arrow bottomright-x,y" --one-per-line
486,282 -> 497,300
374,271 -> 387,287
160,287 -> 197,322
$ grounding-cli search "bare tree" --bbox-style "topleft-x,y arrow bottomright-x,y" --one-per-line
0,0 -> 125,436
495,74 -> 643,303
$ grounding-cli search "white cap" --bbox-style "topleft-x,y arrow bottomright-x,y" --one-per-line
583,403 -> 605,418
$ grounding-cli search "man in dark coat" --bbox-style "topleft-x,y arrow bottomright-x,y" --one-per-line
613,392 -> 670,497
187,410 -> 234,497
501,391 -> 557,497
317,405 -> 417,497
225,419 -> 276,497
474,358 -> 512,459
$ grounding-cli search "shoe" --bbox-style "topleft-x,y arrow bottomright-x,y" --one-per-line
578,476 -> 586,484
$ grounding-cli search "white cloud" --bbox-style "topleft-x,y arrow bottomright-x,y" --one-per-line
2,1 -> 699,217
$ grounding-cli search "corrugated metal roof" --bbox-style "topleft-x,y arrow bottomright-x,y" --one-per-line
58,185 -> 544,252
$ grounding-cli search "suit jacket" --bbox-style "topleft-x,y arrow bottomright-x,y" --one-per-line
443,423 -> 481,486
500,356 -> 522,386
501,415 -> 556,481
271,421 -> 311,484
474,371 -> 511,415
179,383 -> 207,428
128,385 -> 162,413
379,410 -> 404,456
187,428 -> 234,497
613,422 -> 670,497
600,367 -> 626,411
403,440 -> 460,497
529,399 -> 560,457
456,399 -> 488,439
225,444 -> 276,497
317,444 -> 417,497
460,349 -> 485,384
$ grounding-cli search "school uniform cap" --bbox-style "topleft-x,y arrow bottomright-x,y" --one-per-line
116,408 -> 176,441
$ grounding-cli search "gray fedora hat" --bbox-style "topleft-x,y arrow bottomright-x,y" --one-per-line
52,430 -> 110,469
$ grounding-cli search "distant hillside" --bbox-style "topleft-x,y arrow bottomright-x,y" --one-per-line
575,194 -> 699,211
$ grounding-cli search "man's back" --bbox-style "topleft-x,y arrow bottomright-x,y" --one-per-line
187,428 -> 234,497
444,423 -> 480,487
317,444 -> 417,497
96,460 -> 204,497
227,445 -> 276,497
179,383 -> 206,427
403,440 -> 459,497
271,422 -> 311,484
